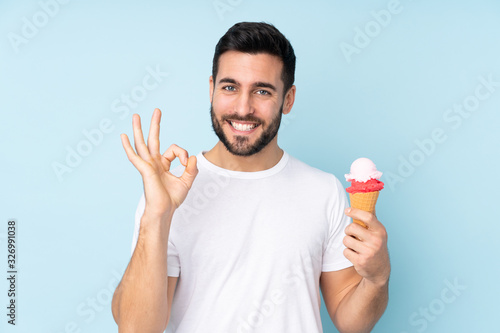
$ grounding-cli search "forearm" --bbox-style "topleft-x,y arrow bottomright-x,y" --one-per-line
333,278 -> 389,333
112,212 -> 173,332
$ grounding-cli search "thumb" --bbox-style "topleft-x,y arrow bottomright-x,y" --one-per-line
180,155 -> 198,187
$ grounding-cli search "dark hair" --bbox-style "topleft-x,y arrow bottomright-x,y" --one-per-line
212,22 -> 296,94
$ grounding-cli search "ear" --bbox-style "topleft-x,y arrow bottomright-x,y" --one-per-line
282,85 -> 296,115
209,75 -> 214,103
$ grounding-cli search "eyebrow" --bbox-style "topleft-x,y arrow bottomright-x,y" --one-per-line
218,77 -> 277,92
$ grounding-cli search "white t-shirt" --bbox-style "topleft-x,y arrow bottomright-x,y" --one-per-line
131,151 -> 353,333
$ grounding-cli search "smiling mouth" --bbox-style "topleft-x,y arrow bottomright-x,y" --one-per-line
227,120 -> 260,132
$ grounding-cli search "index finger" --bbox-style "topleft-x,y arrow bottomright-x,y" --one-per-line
162,144 -> 189,170
345,207 -> 379,229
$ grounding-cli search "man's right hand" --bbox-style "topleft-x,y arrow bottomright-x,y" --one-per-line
120,108 -> 198,219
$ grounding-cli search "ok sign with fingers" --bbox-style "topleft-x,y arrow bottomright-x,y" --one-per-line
120,108 -> 199,219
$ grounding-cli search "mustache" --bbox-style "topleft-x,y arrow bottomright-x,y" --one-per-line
220,114 -> 263,124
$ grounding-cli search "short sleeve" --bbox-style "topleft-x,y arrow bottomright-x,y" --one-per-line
130,193 -> 181,277
322,176 -> 353,272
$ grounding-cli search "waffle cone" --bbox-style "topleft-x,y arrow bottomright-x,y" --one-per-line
349,191 -> 380,228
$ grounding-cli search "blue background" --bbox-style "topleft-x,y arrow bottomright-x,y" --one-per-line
1,0 -> 499,332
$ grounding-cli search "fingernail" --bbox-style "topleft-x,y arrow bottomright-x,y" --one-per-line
345,208 -> 351,214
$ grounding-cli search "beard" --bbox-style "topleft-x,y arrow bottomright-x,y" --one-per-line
210,103 -> 283,157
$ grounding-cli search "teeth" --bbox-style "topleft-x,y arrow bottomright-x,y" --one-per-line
230,121 -> 257,131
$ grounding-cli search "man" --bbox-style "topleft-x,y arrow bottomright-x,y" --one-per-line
112,22 -> 390,333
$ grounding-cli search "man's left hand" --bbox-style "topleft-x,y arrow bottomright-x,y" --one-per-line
343,208 -> 391,287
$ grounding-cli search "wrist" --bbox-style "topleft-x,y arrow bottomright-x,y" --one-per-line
141,209 -> 175,225
362,276 -> 390,290
143,203 -> 175,219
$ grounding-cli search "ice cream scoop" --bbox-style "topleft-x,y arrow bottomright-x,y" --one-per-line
345,158 -> 384,227
345,157 -> 383,183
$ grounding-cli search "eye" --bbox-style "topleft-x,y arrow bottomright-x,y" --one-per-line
223,85 -> 236,92
256,90 -> 270,96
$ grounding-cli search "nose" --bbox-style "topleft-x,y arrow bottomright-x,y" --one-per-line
233,91 -> 254,117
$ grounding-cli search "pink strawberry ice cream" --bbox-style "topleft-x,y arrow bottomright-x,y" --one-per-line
345,158 -> 384,194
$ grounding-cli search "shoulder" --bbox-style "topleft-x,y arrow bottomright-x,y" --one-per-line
286,153 -> 344,188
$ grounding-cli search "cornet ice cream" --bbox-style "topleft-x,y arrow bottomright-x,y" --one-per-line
345,158 -> 384,227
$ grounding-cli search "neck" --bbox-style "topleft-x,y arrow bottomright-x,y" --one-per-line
204,139 -> 284,172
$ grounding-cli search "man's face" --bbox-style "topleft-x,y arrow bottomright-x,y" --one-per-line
210,51 -> 290,156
